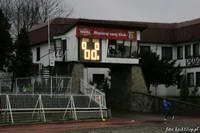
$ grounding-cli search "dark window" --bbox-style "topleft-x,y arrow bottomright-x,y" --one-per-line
196,72 -> 200,86
185,45 -> 191,58
140,46 -> 151,55
193,43 -> 199,57
187,73 -> 194,87
162,47 -> 172,60
93,74 -> 105,85
62,39 -> 67,50
177,75 -> 184,89
93,74 -> 105,91
177,46 -> 183,59
107,40 -> 132,58
36,47 -> 40,61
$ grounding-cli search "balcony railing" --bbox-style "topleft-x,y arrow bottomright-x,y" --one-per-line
186,56 -> 200,66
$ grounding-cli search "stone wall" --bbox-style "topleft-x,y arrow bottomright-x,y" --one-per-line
130,66 -> 147,93
130,92 -> 200,116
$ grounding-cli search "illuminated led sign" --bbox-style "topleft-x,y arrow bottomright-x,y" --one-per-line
79,38 -> 101,61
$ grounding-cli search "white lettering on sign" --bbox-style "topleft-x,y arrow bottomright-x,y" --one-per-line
80,29 -> 91,35
94,31 -> 109,36
77,26 -> 137,40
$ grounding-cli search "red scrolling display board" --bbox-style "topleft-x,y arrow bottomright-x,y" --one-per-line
76,26 -> 137,40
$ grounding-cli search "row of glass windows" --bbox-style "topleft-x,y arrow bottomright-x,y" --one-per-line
140,42 -> 200,60
107,39 -> 138,58
177,43 -> 200,59
140,46 -> 173,60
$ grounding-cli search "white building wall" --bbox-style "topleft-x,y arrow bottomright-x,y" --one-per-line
66,27 -> 78,61
32,42 -> 53,66
140,42 -> 200,96
83,68 -> 110,83
150,85 -> 180,96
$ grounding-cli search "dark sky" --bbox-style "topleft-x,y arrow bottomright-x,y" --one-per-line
65,0 -> 200,23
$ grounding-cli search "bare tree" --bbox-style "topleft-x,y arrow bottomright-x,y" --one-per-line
0,0 -> 72,35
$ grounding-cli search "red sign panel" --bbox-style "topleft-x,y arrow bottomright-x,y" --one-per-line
76,26 -> 137,40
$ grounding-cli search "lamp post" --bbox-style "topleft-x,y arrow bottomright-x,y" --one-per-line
48,15 -> 51,67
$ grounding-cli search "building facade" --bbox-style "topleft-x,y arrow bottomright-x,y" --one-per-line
139,19 -> 200,96
29,18 -> 200,96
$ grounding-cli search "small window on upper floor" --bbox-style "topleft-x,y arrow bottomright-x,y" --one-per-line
187,73 -> 194,87
193,43 -> 200,57
140,46 -> 151,55
196,72 -> 200,87
36,47 -> 40,61
185,45 -> 191,59
177,46 -> 183,59
162,47 -> 172,60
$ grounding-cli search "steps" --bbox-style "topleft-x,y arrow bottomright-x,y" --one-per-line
40,66 -> 55,77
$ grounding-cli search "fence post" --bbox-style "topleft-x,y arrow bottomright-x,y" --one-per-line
6,95 -> 14,124
71,96 -> 77,120
39,95 -> 46,122
51,76 -> 53,97
0,80 -> 1,94
99,95 -> 104,120
32,77 -> 34,95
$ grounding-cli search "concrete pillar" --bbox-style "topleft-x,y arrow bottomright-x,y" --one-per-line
110,66 -> 131,110
110,65 -> 147,110
71,63 -> 84,94
130,65 -> 147,93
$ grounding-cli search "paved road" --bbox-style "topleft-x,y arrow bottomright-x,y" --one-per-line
0,112 -> 199,133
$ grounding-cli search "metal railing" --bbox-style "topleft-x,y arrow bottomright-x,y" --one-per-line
80,80 -> 106,109
0,94 -> 107,124
15,76 -> 72,95
0,76 -> 72,95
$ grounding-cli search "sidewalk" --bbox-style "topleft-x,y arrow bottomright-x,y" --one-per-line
112,111 -> 198,122
0,112 -> 199,133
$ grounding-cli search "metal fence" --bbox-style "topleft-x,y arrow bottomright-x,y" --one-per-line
0,94 -> 107,124
0,76 -> 72,95
0,77 -> 108,124
0,78 -> 12,93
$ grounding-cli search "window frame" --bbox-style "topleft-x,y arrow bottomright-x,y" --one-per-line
185,45 -> 191,59
196,72 -> 200,87
193,43 -> 200,57
187,72 -> 194,87
177,46 -> 183,59
161,47 -> 173,60
140,46 -> 151,55
107,39 -> 134,58
36,47 -> 40,61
